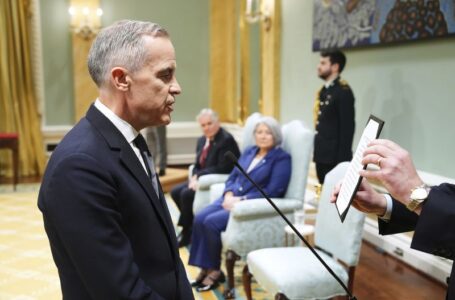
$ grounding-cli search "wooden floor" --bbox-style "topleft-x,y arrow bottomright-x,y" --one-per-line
157,167 -> 188,193
0,172 -> 448,299
354,241 -> 446,299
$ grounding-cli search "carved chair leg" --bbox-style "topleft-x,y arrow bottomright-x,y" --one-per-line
242,264 -> 253,300
347,266 -> 356,293
223,249 -> 240,299
275,293 -> 290,300
12,141 -> 18,191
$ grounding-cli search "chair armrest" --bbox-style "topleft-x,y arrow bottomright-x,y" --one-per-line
193,182 -> 226,214
231,198 -> 303,221
210,183 -> 226,202
304,189 -> 318,208
188,164 -> 194,181
197,174 -> 229,190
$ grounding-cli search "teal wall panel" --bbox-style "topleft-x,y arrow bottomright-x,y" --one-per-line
40,0 -> 209,124
101,0 -> 210,122
40,0 -> 74,126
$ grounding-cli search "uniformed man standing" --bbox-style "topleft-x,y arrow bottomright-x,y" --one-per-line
313,50 -> 355,184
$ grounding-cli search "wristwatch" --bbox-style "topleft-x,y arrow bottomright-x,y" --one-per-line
406,184 -> 431,211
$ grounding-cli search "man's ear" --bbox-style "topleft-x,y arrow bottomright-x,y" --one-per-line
111,67 -> 130,91
331,63 -> 340,74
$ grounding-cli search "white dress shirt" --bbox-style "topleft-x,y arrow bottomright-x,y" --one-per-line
94,99 -> 149,175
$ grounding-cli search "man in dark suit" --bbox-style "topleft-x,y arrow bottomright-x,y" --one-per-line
332,139 -> 455,299
313,50 -> 355,184
38,20 -> 193,300
170,108 -> 240,247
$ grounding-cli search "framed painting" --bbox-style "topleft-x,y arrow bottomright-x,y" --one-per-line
312,0 -> 455,51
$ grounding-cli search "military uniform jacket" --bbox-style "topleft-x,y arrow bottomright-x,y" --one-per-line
379,183 -> 455,299
313,77 -> 355,164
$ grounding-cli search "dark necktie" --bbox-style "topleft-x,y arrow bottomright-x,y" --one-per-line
199,140 -> 211,169
133,134 -> 159,196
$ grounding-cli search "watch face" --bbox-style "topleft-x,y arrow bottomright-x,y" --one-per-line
411,187 -> 428,200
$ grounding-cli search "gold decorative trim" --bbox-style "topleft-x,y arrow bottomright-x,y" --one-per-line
260,0 -> 281,120
238,0 -> 251,125
209,0 -> 238,123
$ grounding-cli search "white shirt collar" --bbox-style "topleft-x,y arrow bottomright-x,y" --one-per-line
94,99 -> 139,143
324,76 -> 339,89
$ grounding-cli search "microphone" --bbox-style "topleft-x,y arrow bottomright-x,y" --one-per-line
224,151 -> 357,300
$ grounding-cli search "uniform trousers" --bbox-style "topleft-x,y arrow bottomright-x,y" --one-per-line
316,162 -> 337,184
188,197 -> 229,270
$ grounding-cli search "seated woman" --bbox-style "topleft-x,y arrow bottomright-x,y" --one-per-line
188,116 -> 292,292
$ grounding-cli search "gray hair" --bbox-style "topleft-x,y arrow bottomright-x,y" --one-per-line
87,20 -> 169,87
254,116 -> 282,146
196,108 -> 219,123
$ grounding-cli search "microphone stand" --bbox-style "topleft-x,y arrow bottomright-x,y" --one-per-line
225,152 -> 357,300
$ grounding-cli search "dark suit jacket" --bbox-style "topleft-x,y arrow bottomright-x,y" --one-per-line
38,105 -> 193,300
378,183 -> 455,299
192,127 -> 240,177
313,77 -> 355,164
223,146 -> 292,199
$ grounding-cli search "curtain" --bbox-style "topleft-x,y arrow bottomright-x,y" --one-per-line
0,0 -> 46,178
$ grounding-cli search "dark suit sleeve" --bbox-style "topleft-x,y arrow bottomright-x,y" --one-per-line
194,134 -> 240,177
378,184 -> 455,260
43,154 -> 164,299
336,87 -> 355,161
411,183 -> 455,260
243,151 -> 292,200
378,199 -> 418,235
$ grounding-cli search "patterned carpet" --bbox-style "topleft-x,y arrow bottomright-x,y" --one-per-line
0,186 -> 272,300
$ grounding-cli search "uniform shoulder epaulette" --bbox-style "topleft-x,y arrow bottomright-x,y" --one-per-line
339,79 -> 351,89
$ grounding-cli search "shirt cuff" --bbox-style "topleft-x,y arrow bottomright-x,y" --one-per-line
379,194 -> 393,222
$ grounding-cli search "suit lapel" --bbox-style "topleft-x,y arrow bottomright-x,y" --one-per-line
247,147 -> 277,175
155,176 -> 179,248
204,127 -> 223,166
86,105 -> 176,246
242,147 -> 261,174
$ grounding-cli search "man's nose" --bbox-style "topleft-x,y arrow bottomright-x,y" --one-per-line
171,78 -> 181,95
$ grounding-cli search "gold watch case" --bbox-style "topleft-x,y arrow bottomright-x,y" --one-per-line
406,184 -> 430,211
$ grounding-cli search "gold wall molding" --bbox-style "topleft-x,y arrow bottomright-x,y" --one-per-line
239,0 -> 251,124
209,0 -> 281,123
259,0 -> 281,119
209,0 -> 238,123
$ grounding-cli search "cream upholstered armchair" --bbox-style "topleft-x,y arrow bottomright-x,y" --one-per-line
192,112 -> 263,214
244,162 -> 366,300
209,119 -> 315,298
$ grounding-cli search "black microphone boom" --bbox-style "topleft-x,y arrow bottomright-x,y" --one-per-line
224,151 -> 357,300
